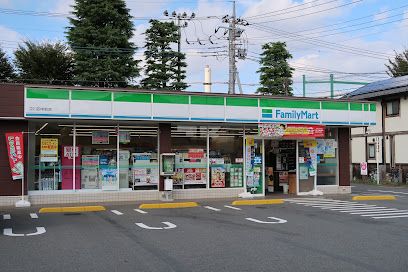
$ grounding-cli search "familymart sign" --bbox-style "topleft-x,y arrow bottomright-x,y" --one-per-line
24,87 -> 376,126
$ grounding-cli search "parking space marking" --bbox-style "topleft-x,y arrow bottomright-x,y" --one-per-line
369,189 -> 408,195
328,206 -> 387,211
134,209 -> 147,214
350,209 -> 404,215
135,222 -> 177,230
111,210 -> 123,215
245,217 -> 287,224
3,214 -> 11,220
224,205 -> 242,211
204,206 -> 221,212
361,212 -> 408,217
3,227 -> 46,237
30,213 -> 38,219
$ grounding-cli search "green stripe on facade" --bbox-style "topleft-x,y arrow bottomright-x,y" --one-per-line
321,101 -> 349,110
260,99 -> 320,109
26,88 -> 69,100
71,90 -> 112,101
153,94 -> 189,104
350,103 -> 363,111
226,97 -> 258,107
364,104 -> 369,111
191,96 -> 224,106
262,109 -> 272,113
114,93 -> 151,103
370,103 -> 376,111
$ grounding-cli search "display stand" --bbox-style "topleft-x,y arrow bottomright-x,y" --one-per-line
160,153 -> 176,201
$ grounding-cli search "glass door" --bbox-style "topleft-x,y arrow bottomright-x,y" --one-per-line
297,140 -> 316,194
245,137 -> 264,195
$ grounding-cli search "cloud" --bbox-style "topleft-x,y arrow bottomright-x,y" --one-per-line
0,25 -> 24,56
373,8 -> 389,21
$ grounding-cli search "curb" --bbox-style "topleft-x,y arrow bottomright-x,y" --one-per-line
139,202 -> 199,209
232,199 -> 284,206
352,195 -> 396,201
39,205 -> 106,213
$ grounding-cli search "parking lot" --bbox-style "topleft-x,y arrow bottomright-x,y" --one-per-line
1,193 -> 408,272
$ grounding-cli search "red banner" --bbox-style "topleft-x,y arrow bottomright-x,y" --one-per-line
259,124 -> 325,138
5,132 -> 24,180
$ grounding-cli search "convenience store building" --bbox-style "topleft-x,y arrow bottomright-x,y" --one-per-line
0,84 -> 376,206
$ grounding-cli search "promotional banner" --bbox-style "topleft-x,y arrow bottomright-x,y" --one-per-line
40,138 -> 58,162
360,162 -> 368,176
5,132 -> 24,180
259,123 -> 325,138
211,166 -> 226,188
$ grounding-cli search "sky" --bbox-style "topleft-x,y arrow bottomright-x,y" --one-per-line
1,0 -> 408,97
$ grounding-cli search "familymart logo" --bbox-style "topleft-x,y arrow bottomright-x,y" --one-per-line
262,108 -> 320,121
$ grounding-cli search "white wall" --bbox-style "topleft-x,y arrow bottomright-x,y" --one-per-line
395,135 -> 408,164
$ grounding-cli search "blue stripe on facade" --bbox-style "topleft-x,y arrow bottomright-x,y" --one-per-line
259,119 -> 321,124
261,114 -> 273,118
26,113 -> 69,117
349,122 -> 364,125
191,117 -> 225,121
113,115 -> 151,119
322,121 -> 350,125
70,114 -> 112,118
153,116 -> 190,121
226,118 -> 259,122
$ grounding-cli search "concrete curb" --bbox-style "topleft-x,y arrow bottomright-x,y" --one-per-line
232,199 -> 285,206
352,195 -> 396,201
139,202 -> 199,209
39,205 -> 106,213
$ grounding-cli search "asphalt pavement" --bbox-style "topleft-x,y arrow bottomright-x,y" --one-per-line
1,184 -> 408,272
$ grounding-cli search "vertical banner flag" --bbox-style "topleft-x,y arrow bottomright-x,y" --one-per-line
5,132 -> 24,180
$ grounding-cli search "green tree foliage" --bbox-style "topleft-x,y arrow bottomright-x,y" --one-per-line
14,41 -> 74,84
67,0 -> 139,87
257,42 -> 294,95
386,50 -> 408,77
141,19 -> 188,90
0,48 -> 15,81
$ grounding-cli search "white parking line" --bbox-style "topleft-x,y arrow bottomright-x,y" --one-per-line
350,209 -> 403,215
328,206 -> 386,211
373,214 -> 408,219
111,210 -> 123,215
224,205 -> 242,211
361,212 -> 408,217
134,209 -> 147,214
369,189 -> 408,195
337,207 -> 391,212
3,214 -> 10,220
30,213 -> 38,219
204,206 -> 221,212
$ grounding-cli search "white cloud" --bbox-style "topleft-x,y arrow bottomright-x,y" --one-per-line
373,7 -> 389,21
0,25 -> 24,56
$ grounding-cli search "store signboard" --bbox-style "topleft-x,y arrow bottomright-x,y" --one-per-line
40,138 -> 58,162
24,88 -> 377,126
258,124 -> 325,138
92,131 -> 109,144
5,132 -> 24,180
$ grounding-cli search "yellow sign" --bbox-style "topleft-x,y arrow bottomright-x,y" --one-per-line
246,137 -> 254,146
303,139 -> 317,148
40,138 -> 58,162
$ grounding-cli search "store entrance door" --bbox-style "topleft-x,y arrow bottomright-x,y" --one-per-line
245,137 -> 264,196
297,140 -> 316,194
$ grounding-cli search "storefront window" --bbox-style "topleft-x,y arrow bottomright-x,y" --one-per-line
316,128 -> 338,185
209,126 -> 244,188
171,125 -> 207,189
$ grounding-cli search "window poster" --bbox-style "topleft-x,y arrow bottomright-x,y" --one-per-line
119,131 -> 130,144
92,131 -> 109,144
40,138 -> 58,162
211,166 -> 226,188
299,165 -> 309,180
324,139 -> 336,158
101,168 -> 118,190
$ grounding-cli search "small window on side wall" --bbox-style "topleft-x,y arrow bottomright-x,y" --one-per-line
368,143 -> 376,159
385,100 -> 399,117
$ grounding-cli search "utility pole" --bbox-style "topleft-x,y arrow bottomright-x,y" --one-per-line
164,10 -> 195,86
228,1 -> 236,95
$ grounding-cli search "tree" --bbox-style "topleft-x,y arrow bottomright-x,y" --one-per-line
257,42 -> 294,95
0,48 -> 15,81
14,41 -> 74,84
67,0 -> 139,87
386,49 -> 408,77
141,19 -> 188,90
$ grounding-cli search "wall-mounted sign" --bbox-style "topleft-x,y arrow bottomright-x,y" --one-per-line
92,131 -> 109,144
258,123 -> 325,138
119,131 -> 130,144
40,138 -> 58,162
5,132 -> 24,180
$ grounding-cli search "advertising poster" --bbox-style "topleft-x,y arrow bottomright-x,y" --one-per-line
211,166 -> 226,188
101,168 -> 118,190
309,146 -> 317,176
258,124 -> 325,138
40,138 -> 58,162
324,139 -> 336,158
81,155 -> 99,189
316,139 -> 326,154
92,131 -> 109,144
119,131 -> 130,144
303,139 -> 317,148
5,132 -> 24,180
360,162 -> 368,176
299,165 -> 309,180
61,145 -> 81,189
